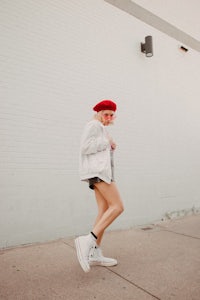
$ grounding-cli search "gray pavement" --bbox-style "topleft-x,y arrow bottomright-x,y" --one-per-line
0,214 -> 200,300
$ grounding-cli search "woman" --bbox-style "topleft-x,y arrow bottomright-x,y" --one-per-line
75,99 -> 124,273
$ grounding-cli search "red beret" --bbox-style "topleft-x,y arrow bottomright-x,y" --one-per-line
93,100 -> 117,112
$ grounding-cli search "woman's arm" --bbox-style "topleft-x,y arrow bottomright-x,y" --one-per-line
80,122 -> 109,155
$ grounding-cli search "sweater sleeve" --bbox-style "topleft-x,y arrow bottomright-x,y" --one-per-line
80,121 -> 110,155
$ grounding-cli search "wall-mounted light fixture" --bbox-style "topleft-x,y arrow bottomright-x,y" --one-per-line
141,36 -> 153,57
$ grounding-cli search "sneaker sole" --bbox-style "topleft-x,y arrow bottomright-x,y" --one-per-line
75,238 -> 90,273
89,261 -> 117,267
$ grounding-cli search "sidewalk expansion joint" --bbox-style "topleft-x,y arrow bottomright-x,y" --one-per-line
106,268 -> 161,300
65,241 -> 161,299
63,241 -> 75,249
157,228 -> 200,240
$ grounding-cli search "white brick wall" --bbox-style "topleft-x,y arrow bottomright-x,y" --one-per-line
1,0 -> 200,248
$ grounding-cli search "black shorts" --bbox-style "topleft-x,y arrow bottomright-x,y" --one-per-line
88,177 -> 103,190
88,177 -> 115,190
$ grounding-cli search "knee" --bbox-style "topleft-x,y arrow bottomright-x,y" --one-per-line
118,204 -> 124,215
112,203 -> 124,216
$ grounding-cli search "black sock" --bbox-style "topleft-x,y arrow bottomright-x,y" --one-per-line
91,231 -> 98,240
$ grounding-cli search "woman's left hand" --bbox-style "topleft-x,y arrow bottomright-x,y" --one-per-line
110,141 -> 117,150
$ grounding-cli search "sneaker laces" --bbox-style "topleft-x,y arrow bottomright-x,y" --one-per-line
89,245 -> 96,258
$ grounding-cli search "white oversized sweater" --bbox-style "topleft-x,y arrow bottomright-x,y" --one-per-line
79,119 -> 112,184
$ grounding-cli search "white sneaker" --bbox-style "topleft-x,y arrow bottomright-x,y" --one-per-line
89,246 -> 118,267
75,234 -> 96,273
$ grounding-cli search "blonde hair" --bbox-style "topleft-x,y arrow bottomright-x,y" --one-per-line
93,111 -> 114,125
94,111 -> 103,122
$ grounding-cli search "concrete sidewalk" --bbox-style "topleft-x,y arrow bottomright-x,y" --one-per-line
0,214 -> 200,300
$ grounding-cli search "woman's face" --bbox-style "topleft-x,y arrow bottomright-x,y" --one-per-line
100,110 -> 116,126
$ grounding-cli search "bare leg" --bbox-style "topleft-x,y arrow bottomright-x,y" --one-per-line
92,182 -> 124,238
74,182 -> 123,272
93,188 -> 108,246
